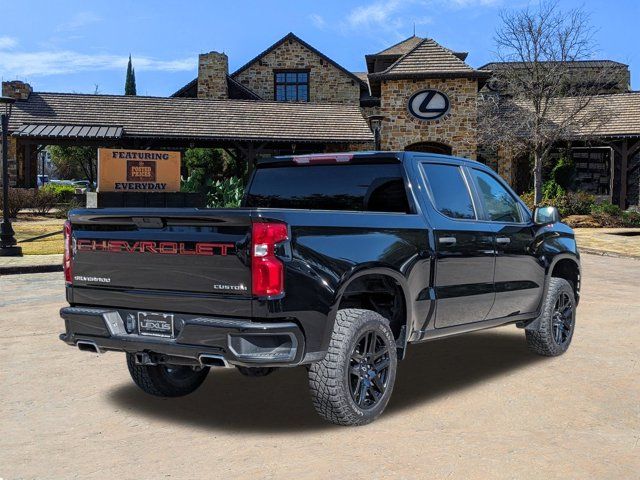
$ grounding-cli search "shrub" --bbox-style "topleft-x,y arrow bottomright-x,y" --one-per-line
591,202 -> 622,216
54,198 -> 83,219
520,191 -> 535,211
542,179 -> 565,199
32,189 -> 58,215
207,176 -> 245,208
622,210 -> 640,227
555,191 -> 596,216
42,184 -> 76,203
0,188 -> 34,218
551,156 -> 575,190
522,189 -> 596,217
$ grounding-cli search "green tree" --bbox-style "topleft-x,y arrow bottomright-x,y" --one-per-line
125,54 -> 137,96
49,146 -> 98,185
181,148 -> 242,193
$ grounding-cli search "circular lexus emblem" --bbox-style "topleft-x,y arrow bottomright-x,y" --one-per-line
408,89 -> 450,120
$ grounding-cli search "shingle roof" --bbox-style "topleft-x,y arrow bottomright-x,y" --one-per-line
371,36 -> 424,56
564,92 -> 640,137
502,92 -> 640,138
370,38 -> 490,79
479,60 -> 628,71
8,92 -> 374,143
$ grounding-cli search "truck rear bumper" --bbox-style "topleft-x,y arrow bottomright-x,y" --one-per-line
59,306 -> 305,367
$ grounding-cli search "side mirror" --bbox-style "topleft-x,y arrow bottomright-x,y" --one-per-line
534,206 -> 560,225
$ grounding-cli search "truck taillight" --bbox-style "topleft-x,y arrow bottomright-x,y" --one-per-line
251,222 -> 288,296
63,220 -> 72,284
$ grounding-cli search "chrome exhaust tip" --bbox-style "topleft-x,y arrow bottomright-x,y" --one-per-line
76,340 -> 102,354
198,354 -> 230,368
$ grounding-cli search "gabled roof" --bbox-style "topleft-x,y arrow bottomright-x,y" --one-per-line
370,38 -> 489,79
171,76 -> 262,100
231,32 -> 367,87
8,92 -> 374,144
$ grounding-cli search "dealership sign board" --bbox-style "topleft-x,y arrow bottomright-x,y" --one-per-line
97,148 -> 181,192
407,89 -> 450,121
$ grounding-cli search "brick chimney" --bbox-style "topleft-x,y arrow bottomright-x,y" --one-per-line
197,52 -> 228,100
2,80 -> 32,100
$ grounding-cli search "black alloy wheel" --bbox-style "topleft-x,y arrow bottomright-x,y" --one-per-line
349,330 -> 391,409
551,291 -> 574,346
526,277 -> 576,357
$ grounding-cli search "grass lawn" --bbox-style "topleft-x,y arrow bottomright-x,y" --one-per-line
13,216 -> 65,255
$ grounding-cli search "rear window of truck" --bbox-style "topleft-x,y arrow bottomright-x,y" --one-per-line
244,164 -> 411,213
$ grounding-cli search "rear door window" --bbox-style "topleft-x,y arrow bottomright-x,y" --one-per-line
421,163 -> 475,220
245,164 -> 410,213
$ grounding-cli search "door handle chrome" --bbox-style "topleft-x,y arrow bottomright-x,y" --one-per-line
496,237 -> 511,245
438,237 -> 457,246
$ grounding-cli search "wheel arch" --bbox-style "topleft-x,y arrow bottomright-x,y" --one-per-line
324,266 -> 413,358
548,255 -> 581,305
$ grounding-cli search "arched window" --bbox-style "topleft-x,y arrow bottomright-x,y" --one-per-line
404,142 -> 452,155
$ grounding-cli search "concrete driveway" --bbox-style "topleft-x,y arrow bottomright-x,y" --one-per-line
1,254 -> 638,479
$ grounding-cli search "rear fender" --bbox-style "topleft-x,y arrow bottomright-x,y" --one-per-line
320,265 -> 412,356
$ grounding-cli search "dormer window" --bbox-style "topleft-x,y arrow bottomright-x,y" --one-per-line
275,70 -> 309,102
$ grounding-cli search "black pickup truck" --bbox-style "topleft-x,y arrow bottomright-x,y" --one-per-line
60,151 -> 580,426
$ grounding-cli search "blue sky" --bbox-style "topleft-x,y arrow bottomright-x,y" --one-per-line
1,0 -> 638,96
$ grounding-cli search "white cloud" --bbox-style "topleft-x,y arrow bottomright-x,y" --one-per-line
55,11 -> 101,32
346,0 -> 403,28
0,36 -> 18,49
309,13 -> 326,29
0,50 -> 195,77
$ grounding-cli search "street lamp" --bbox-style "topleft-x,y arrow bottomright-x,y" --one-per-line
0,95 -> 22,256
368,115 -> 385,151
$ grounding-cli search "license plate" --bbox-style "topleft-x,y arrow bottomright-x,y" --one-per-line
137,312 -> 174,338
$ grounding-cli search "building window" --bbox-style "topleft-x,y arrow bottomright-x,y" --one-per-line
275,71 -> 309,102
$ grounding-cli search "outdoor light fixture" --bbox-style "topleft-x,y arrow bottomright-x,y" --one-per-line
0,95 -> 22,256
368,115 -> 385,151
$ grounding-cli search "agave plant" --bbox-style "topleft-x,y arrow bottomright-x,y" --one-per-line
207,176 -> 245,208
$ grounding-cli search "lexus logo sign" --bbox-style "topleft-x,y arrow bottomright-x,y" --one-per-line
408,89 -> 450,120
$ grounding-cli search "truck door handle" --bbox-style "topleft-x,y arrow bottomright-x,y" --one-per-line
438,236 -> 457,246
496,237 -> 511,245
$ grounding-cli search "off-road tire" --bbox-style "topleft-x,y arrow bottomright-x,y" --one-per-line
126,353 -> 210,397
236,366 -> 277,377
526,278 -> 576,356
308,309 -> 398,426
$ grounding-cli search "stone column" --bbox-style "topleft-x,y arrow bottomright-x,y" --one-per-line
1,81 -> 32,187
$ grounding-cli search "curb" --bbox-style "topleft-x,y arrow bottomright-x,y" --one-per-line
0,264 -> 63,276
580,248 -> 640,260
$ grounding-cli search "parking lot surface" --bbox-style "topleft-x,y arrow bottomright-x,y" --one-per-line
1,254 -> 638,479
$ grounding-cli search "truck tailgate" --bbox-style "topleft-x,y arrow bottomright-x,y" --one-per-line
68,209 -> 251,296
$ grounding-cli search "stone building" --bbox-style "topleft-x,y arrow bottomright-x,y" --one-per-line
2,32 -> 639,206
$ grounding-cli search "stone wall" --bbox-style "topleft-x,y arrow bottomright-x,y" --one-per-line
197,52 -> 228,100
233,38 -> 360,104
379,77 -> 478,159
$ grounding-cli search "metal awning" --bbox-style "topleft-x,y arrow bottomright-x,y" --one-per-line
13,124 -> 124,139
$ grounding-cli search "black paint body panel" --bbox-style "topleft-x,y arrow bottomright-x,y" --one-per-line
63,152 -> 580,363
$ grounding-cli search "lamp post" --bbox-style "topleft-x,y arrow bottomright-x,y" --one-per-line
368,115 -> 385,151
0,95 -> 21,256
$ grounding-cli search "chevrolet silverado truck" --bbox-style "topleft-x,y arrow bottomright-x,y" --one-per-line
60,151 -> 580,426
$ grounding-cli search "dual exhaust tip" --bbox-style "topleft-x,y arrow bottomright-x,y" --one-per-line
75,341 -> 229,368
76,340 -> 102,354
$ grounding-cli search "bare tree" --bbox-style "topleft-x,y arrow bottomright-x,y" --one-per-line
479,0 -> 614,203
